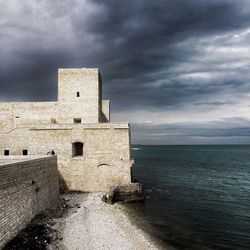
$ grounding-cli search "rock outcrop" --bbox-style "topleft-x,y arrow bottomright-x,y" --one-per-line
102,183 -> 144,204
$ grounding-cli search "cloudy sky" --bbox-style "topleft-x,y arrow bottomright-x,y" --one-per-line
1,0 -> 250,144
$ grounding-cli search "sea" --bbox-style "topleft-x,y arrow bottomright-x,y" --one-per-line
125,145 -> 250,250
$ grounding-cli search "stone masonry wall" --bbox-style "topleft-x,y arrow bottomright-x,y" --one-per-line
0,123 -> 132,192
0,102 -> 58,133
0,67 -> 132,193
100,100 -> 110,122
0,156 -> 59,249
28,123 -> 132,192
58,68 -> 100,123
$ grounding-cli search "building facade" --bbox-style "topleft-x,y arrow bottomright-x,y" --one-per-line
0,68 -> 133,191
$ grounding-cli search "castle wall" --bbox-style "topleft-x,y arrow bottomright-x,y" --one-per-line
0,128 -> 30,155
0,103 -> 13,132
0,68 -> 133,193
0,156 -> 59,249
100,100 -> 110,122
28,123 -> 132,191
58,68 -> 100,123
0,102 -> 58,132
0,123 -> 132,192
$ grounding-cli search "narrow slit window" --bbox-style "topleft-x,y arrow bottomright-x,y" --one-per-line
77,92 -> 80,97
23,149 -> 28,155
4,150 -> 9,156
73,118 -> 81,123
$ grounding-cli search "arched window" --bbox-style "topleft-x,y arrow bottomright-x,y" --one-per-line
72,142 -> 83,157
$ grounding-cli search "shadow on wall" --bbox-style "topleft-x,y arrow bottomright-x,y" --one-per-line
58,171 -> 85,194
58,171 -> 69,193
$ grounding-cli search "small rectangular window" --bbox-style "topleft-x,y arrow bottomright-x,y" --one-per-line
4,150 -> 9,156
23,149 -> 28,155
51,118 -> 56,123
72,142 -> 83,157
73,118 -> 81,123
77,92 -> 80,97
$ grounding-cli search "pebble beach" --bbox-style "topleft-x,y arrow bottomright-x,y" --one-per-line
57,193 -> 166,250
5,192 -> 171,250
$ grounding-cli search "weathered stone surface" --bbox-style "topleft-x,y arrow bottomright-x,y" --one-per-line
103,183 -> 145,204
0,68 -> 133,192
0,156 -> 59,249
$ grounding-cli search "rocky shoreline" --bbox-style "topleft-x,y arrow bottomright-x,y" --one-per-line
4,193 -> 172,250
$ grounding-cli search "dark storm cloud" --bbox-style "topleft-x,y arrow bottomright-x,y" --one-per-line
80,0 -> 250,110
0,48 -> 72,101
1,0 -> 250,144
1,0 -> 250,105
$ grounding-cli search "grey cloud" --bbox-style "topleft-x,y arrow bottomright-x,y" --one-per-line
82,0 -> 250,111
1,0 -> 250,106
1,1 -> 250,143
194,101 -> 237,106
132,117 -> 250,144
0,48 -> 73,100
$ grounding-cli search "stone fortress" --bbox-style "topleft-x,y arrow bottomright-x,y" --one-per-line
0,68 -> 133,192
0,68 -> 137,248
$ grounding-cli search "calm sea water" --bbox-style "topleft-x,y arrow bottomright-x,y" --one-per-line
126,145 -> 250,250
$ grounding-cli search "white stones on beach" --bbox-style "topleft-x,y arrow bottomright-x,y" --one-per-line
60,193 -> 164,250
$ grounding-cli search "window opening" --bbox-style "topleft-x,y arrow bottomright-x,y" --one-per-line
23,149 -> 28,155
73,118 -> 81,123
4,150 -> 9,156
51,118 -> 56,123
72,142 -> 83,157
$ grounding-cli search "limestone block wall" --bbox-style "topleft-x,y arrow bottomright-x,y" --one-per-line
68,124 -> 132,191
0,102 -> 58,133
0,68 -> 105,129
0,127 -> 30,155
100,100 -> 110,122
0,67 -> 133,193
28,123 -> 132,192
11,102 -> 58,126
0,156 -> 59,249
58,68 -> 100,123
0,104 -> 13,132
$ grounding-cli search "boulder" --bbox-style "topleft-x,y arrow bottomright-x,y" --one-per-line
102,183 -> 144,204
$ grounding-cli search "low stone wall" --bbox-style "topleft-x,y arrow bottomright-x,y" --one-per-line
0,156 -> 59,249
